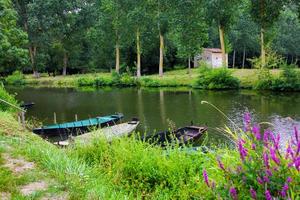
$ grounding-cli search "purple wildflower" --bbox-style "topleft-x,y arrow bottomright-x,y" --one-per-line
257,177 -> 264,185
281,183 -> 289,198
202,169 -> 210,187
271,134 -> 280,151
263,176 -> 270,183
265,190 -> 272,200
217,157 -> 225,171
238,139 -> 248,161
295,126 -> 299,142
263,130 -> 270,145
250,188 -> 257,199
270,147 -> 280,165
265,169 -> 272,177
229,187 -> 238,200
286,145 -> 294,159
287,177 -> 292,183
263,152 -> 270,169
252,124 -> 261,140
251,143 -> 256,150
243,112 -> 251,132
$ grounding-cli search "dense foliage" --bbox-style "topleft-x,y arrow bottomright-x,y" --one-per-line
256,66 -> 300,91
0,85 -> 19,112
194,66 -> 240,89
0,0 -> 28,74
0,0 -> 298,76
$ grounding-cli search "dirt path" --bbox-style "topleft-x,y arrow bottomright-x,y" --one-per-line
0,146 -> 68,199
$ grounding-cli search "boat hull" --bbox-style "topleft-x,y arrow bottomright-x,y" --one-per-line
33,114 -> 123,138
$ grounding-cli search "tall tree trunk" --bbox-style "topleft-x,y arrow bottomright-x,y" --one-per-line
188,57 -> 191,75
218,25 -> 227,67
136,29 -> 141,78
242,47 -> 246,69
260,27 -> 266,67
115,42 -> 120,74
29,45 -> 38,77
232,50 -> 236,68
159,32 -> 164,77
63,52 -> 68,76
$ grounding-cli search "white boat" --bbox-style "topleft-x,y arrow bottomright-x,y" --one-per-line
54,120 -> 139,146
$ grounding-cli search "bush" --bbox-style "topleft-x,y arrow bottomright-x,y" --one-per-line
194,67 -> 240,89
256,67 -> 300,91
77,77 -> 95,86
202,113 -> 300,199
94,77 -> 113,86
5,71 -> 25,85
0,86 -> 19,112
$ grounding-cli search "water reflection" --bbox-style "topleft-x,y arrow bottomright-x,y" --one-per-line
6,86 -> 300,145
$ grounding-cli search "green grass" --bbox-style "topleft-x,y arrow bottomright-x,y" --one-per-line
20,68 -> 292,89
0,111 -> 239,199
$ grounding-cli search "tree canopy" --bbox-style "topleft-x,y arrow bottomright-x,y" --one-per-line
0,0 -> 298,76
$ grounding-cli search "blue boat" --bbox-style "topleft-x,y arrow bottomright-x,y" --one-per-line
33,113 -> 124,136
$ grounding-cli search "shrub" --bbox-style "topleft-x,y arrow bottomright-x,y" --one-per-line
255,69 -> 274,90
0,86 -> 19,112
140,78 -> 161,87
5,71 -> 25,85
119,73 -> 137,86
77,77 -> 95,86
202,113 -> 300,199
256,67 -> 300,91
272,66 -> 300,91
94,77 -> 113,86
194,67 -> 240,89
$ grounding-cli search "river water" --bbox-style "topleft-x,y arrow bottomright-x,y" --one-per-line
7,86 -> 300,145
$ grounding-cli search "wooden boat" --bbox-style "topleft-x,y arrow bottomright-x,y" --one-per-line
20,102 -> 35,109
33,113 -> 124,136
55,119 -> 140,146
145,126 -> 207,147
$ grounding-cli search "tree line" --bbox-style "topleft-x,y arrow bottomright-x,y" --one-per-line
0,0 -> 299,77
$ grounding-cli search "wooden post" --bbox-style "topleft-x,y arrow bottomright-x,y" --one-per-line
54,112 -> 57,124
75,114 -> 78,121
18,113 -> 21,124
21,111 -> 25,128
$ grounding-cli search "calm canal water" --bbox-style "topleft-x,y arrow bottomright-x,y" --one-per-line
7,86 -> 300,145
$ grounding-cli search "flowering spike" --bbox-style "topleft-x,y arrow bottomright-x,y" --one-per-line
250,188 -> 257,199
202,169 -> 210,187
243,112 -> 251,132
294,126 -> 299,142
217,157 -> 225,171
263,152 -> 270,169
270,147 -> 280,165
281,183 -> 289,198
238,139 -> 248,161
265,190 -> 272,200
252,124 -> 261,140
229,187 -> 238,200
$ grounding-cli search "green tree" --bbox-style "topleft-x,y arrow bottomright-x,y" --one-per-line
250,0 -> 285,67
0,0 -> 28,74
148,0 -> 173,77
206,0 -> 239,67
273,6 -> 300,63
126,0 -> 153,77
100,0 -> 128,74
229,1 -> 259,68
171,0 -> 208,74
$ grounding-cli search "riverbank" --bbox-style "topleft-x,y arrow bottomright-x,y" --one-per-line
0,111 -> 232,199
20,69 -> 281,89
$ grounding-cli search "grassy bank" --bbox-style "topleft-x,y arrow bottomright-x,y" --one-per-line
8,69 -> 282,89
0,111 -> 237,199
